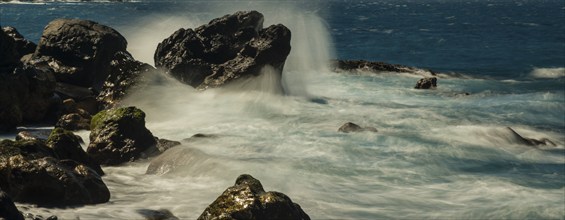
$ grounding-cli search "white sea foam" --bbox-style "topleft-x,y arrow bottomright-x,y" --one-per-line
530,67 -> 565,78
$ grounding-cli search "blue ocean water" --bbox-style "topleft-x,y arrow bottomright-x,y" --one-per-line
1,0 -> 564,219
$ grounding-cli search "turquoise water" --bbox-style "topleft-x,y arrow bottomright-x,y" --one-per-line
1,0 -> 564,219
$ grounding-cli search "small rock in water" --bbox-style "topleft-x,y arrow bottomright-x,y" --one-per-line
415,77 -> 437,89
338,122 -> 378,133
198,174 -> 310,220
136,209 -> 179,220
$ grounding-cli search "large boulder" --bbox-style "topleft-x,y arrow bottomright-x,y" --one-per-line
0,139 -> 110,206
0,25 -> 20,69
198,174 -> 310,220
30,19 -> 128,90
47,128 -> 104,175
155,11 -> 291,89
87,106 -> 157,165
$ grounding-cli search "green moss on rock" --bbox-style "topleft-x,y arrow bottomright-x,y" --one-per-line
90,106 -> 146,130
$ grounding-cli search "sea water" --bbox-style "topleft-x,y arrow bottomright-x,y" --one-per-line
1,0 -> 564,219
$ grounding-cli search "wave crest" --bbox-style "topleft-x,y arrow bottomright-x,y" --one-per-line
530,67 -> 565,78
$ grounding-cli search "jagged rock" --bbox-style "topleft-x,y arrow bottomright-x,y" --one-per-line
15,130 -> 52,142
97,51 -> 156,109
87,106 -> 157,165
0,190 -> 25,220
30,19 -> 128,90
0,25 -> 20,69
0,139 -> 110,206
507,127 -> 557,147
198,174 -> 310,220
155,10 -> 291,90
2,26 -> 37,60
415,77 -> 437,89
338,122 -> 378,133
47,128 -> 103,175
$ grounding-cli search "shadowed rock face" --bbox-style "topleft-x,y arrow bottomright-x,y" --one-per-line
2,26 -> 37,60
0,190 -> 24,220
31,19 -> 128,90
155,11 -> 291,90
198,174 -> 310,220
87,106 -> 157,165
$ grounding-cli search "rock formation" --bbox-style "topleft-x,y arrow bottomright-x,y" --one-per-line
87,106 -> 157,165
198,174 -> 310,220
414,77 -> 437,89
155,11 -> 291,90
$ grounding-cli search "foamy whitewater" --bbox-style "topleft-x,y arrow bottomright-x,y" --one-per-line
2,0 -> 564,219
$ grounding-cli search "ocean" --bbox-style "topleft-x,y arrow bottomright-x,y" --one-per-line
1,0 -> 564,219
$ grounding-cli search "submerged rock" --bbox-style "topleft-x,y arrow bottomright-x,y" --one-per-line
136,208 -> 179,220
332,59 -> 420,74
507,127 -> 557,147
0,190 -> 25,220
155,10 -> 291,90
88,106 -> 157,165
415,77 -> 437,89
338,122 -> 378,133
198,174 -> 310,220
0,139 -> 110,206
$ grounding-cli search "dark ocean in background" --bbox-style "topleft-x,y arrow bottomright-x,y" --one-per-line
1,0 -> 564,219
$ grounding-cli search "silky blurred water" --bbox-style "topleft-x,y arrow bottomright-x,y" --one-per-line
1,0 -> 564,219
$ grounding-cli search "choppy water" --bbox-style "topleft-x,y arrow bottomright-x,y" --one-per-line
1,0 -> 564,219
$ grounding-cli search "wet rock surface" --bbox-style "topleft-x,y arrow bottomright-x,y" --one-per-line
0,138 -> 110,206
155,10 -> 291,90
198,174 -> 310,220
415,77 -> 437,89
87,106 -> 157,165
47,128 -> 104,175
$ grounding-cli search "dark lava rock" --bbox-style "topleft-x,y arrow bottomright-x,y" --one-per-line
155,10 -> 291,90
0,190 -> 25,220
198,174 -> 310,220
47,128 -> 104,175
338,122 -> 378,133
87,106 -> 157,165
0,65 -> 56,131
0,139 -> 110,206
30,19 -> 128,90
0,25 -> 20,69
2,26 -> 37,61
415,77 -> 437,89
97,51 -> 157,109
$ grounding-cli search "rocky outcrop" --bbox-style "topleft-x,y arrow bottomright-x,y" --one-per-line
0,190 -> 24,220
414,77 -> 437,89
0,139 -> 110,206
0,25 -> 20,69
338,122 -> 378,133
47,128 -> 104,175
198,174 -> 310,220
30,19 -> 128,90
55,112 -> 92,131
87,106 -> 157,165
155,11 -> 291,90
332,59 -> 417,73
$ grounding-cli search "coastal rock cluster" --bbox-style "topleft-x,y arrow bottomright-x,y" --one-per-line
1,11 -> 310,219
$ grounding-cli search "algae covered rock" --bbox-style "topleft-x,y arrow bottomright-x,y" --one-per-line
198,174 -> 310,220
87,106 -> 157,165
